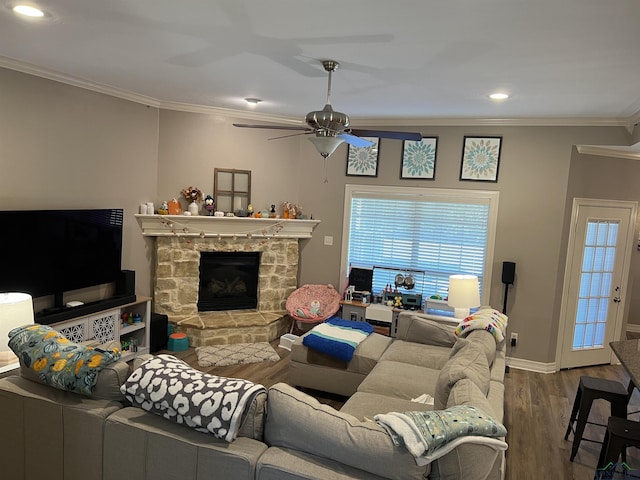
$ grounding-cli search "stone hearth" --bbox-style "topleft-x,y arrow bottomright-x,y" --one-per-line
137,215 -> 320,346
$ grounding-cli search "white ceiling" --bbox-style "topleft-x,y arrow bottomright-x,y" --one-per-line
1,0 -> 639,128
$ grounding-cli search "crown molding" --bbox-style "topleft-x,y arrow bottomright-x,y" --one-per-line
158,100 -> 305,125
0,56 -> 161,108
347,116 -> 632,128
1,56 -> 637,129
576,144 -> 640,161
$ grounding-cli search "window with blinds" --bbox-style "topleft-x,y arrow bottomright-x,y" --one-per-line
342,185 -> 499,302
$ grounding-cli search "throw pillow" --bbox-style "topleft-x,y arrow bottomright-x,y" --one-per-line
8,324 -> 121,396
434,341 -> 490,409
120,354 -> 267,442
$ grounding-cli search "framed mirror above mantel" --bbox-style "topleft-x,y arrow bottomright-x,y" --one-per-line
214,168 -> 251,214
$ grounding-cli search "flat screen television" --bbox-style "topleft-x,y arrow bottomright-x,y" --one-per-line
0,209 -> 124,309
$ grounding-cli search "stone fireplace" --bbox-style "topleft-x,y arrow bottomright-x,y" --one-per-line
136,215 -> 320,346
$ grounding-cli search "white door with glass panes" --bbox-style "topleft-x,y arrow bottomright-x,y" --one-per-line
557,199 -> 636,369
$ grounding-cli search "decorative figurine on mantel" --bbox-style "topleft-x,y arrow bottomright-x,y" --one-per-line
269,204 -> 277,218
203,195 -> 215,216
167,198 -> 182,215
247,204 -> 254,217
158,201 -> 169,215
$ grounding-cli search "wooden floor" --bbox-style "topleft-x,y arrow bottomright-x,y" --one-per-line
160,340 -> 640,479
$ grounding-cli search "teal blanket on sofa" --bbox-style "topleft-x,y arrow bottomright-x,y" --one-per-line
375,405 -> 507,465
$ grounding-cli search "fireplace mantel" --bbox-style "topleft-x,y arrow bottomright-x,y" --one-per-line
135,214 -> 320,239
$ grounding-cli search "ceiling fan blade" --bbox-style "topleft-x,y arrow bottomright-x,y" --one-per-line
268,131 -> 315,140
350,129 -> 422,141
233,123 -> 311,132
338,133 -> 374,148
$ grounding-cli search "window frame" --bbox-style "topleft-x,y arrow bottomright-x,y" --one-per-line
339,184 -> 500,307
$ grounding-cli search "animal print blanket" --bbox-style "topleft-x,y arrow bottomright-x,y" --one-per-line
120,354 -> 266,442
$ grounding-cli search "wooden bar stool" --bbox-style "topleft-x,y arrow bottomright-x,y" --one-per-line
597,416 -> 640,469
564,375 -> 629,461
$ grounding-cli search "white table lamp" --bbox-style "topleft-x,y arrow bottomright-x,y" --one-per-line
448,275 -> 480,319
0,292 -> 34,368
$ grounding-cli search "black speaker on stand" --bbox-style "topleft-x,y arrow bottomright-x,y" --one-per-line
502,261 -> 516,374
501,261 -> 516,315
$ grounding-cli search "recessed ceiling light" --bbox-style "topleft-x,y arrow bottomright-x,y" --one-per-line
244,98 -> 262,106
13,4 -> 45,17
489,92 -> 509,100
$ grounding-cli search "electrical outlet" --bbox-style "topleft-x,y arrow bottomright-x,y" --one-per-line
510,332 -> 518,347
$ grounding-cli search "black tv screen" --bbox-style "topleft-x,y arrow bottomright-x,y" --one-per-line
0,209 -> 123,304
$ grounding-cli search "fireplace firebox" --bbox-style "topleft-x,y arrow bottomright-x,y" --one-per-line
197,252 -> 260,311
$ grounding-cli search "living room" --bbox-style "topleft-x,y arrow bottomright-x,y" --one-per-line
2,2 -> 640,477
3,63 -> 639,371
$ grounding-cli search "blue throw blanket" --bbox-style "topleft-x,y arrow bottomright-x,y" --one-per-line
302,316 -> 374,362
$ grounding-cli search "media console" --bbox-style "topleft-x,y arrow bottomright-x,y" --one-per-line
36,294 -> 137,325
43,296 -> 152,362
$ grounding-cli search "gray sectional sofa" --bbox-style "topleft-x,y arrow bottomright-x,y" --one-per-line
0,310 -> 507,480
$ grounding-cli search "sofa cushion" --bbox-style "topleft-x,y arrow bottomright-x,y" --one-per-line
341,391 -> 434,421
257,446 -> 392,480
358,360 -> 441,400
446,378 -> 498,420
434,341 -> 490,409
104,407 -> 268,480
264,382 -> 429,480
465,329 -> 498,367
378,340 -> 451,369
121,354 -> 266,442
0,375 -> 123,480
395,313 -> 457,347
9,324 -> 121,396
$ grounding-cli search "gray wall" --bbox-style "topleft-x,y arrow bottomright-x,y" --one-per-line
2,65 -> 637,366
0,67 -> 159,306
564,151 -> 640,339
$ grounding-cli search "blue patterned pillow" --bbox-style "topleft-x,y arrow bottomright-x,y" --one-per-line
8,324 -> 121,395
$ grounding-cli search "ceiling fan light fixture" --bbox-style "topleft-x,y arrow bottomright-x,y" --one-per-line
308,136 -> 344,158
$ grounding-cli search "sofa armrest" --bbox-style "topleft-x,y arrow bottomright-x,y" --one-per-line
395,312 -> 458,347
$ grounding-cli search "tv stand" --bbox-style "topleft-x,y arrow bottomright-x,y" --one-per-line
38,296 -> 151,362
36,295 -> 137,325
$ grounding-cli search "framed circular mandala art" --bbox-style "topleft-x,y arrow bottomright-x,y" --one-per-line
401,137 -> 438,179
346,137 -> 379,177
460,136 -> 502,182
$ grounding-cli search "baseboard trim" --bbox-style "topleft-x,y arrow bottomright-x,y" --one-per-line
506,356 -> 556,373
626,324 -> 640,334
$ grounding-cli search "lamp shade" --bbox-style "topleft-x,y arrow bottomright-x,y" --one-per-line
0,292 -> 34,368
308,136 -> 344,158
448,275 -> 480,319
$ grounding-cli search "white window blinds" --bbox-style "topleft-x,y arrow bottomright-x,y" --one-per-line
342,185 -> 499,302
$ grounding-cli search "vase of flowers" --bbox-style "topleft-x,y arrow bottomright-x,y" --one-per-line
183,186 -> 203,216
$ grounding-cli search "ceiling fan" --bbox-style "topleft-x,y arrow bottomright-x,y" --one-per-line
234,60 -> 422,158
